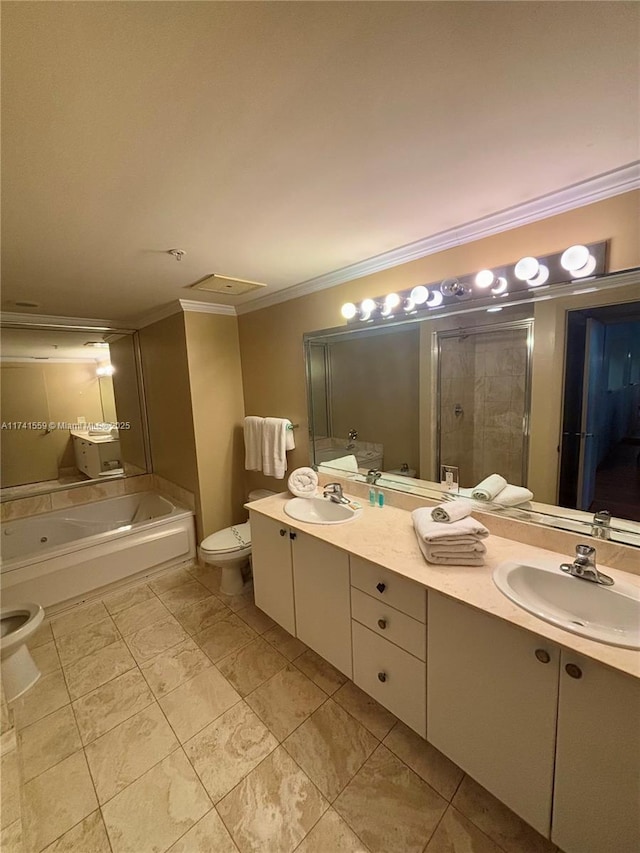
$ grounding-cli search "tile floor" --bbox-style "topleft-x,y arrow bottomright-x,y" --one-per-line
10,563 -> 561,853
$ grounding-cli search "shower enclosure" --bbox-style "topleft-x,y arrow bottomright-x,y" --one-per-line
436,320 -> 533,488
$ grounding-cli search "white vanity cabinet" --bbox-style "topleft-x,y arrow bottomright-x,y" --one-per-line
552,651 -> 640,853
250,513 -> 297,635
427,592 -> 559,836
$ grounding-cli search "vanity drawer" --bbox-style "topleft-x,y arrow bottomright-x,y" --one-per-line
350,556 -> 426,623
351,587 -> 426,661
352,620 -> 426,737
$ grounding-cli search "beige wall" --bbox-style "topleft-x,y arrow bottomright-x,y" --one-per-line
184,311 -> 246,537
239,191 -> 640,497
139,313 -> 199,496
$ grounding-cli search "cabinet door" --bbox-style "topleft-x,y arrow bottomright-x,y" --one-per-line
292,532 -> 352,678
552,652 -> 640,853
427,593 -> 559,837
250,512 -> 295,635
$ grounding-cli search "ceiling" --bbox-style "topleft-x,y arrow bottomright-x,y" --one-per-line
1,1 -> 638,323
0,328 -> 115,362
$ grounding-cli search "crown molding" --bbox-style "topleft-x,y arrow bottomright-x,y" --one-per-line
127,301 -> 182,329
236,161 -> 640,315
0,311 -> 130,331
178,299 -> 237,316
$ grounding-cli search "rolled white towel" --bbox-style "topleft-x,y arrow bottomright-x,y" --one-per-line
431,501 -> 472,523
416,537 -> 485,566
412,508 -> 489,543
492,484 -> 534,507
471,474 -> 508,502
287,467 -> 318,498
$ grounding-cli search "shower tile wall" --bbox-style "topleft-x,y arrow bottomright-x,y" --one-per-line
439,337 -> 476,486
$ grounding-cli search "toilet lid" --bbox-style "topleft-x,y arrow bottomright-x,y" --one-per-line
201,521 -> 251,554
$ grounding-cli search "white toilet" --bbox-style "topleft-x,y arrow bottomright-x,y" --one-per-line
199,490 -> 275,596
0,603 -> 45,702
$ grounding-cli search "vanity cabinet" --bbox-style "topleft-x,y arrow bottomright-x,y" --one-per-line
552,651 -> 640,853
251,513 -> 296,635
427,592 -> 559,836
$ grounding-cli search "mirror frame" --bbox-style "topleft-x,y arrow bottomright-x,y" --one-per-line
303,268 -> 640,548
0,316 -> 153,499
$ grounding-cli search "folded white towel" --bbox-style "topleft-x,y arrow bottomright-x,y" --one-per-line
416,536 -> 485,566
492,484 -> 534,507
472,474 -> 508,501
287,467 -> 318,498
285,421 -> 296,452
262,418 -> 292,479
431,501 -> 472,523
244,417 -> 263,472
412,508 -> 489,543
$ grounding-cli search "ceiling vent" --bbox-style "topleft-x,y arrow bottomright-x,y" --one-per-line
189,274 -> 267,296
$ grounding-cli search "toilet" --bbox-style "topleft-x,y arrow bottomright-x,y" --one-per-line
199,490 -> 275,596
0,602 -> 45,702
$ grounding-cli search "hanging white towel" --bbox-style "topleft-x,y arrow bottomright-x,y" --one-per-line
262,417 -> 291,479
244,417 -> 264,472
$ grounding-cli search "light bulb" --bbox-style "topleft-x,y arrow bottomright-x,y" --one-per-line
341,302 -> 357,320
526,264 -> 549,287
561,245 -> 590,272
410,285 -> 429,305
426,290 -> 443,308
569,254 -> 597,278
403,297 -> 416,312
385,293 -> 400,309
360,298 -> 376,321
96,364 -> 115,377
514,257 -> 540,281
490,277 -> 508,295
475,269 -> 496,289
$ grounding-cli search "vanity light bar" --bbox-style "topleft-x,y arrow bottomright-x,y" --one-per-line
340,241 -> 607,323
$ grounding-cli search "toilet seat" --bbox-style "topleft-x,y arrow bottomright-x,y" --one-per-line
0,603 -> 44,652
200,521 -> 251,557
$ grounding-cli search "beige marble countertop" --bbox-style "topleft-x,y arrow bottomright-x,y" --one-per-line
248,492 -> 640,680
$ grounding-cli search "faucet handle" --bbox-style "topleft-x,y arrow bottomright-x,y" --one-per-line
576,543 -> 596,558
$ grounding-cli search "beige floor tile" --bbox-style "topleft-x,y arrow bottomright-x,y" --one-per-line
148,568 -> 194,595
13,669 -> 69,728
125,615 -> 188,664
383,722 -> 464,801
284,700 -> 377,801
56,618 -> 120,667
73,668 -> 154,745
215,589 -> 255,613
19,705 -> 82,782
452,776 -> 556,853
426,806 -> 503,853
295,649 -> 348,695
195,614 -> 257,663
159,667 -> 240,742
140,638 -> 212,698
334,745 -> 447,853
173,595 -> 229,635
263,624 -> 307,661
218,638 -> 288,697
236,603 -> 276,635
103,583 -> 155,616
42,809 -> 111,853
188,563 -> 222,594
0,749 -> 20,829
217,746 -> 327,853
31,640 -> 61,675
245,664 -> 326,742
296,808 -> 370,853
0,819 -> 23,853
185,702 -> 278,803
102,749 -> 211,853
24,751 -> 98,852
157,579 -> 211,613
112,597 -> 170,636
86,704 -> 179,804
334,681 -> 397,740
50,601 -> 109,640
65,640 -> 136,700
28,621 -> 54,649
167,808 -> 238,853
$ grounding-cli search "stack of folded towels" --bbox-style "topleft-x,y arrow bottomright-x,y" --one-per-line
411,502 -> 489,566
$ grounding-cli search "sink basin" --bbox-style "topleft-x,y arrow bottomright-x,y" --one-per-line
493,561 -> 640,649
284,496 -> 361,525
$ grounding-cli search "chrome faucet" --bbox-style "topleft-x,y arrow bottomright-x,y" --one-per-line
366,469 -> 381,485
346,428 -> 358,450
560,544 -> 614,586
592,509 -> 612,540
323,482 -> 349,504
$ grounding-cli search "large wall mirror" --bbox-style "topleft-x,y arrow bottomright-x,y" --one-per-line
305,269 -> 640,547
0,321 -> 151,499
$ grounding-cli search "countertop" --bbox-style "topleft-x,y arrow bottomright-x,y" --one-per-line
70,430 -> 118,444
248,492 -> 640,680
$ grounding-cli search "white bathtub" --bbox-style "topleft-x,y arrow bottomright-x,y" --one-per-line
0,492 -> 196,609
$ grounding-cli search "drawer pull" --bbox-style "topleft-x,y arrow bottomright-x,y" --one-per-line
377,671 -> 387,683
377,618 -> 387,630
376,582 -> 386,594
565,663 -> 582,679
535,649 -> 550,664
279,529 -> 287,537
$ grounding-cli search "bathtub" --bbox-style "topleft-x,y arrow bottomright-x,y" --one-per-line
0,492 -> 196,609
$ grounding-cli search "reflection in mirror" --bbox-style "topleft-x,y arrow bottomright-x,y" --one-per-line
0,325 -> 150,499
305,270 -> 640,547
